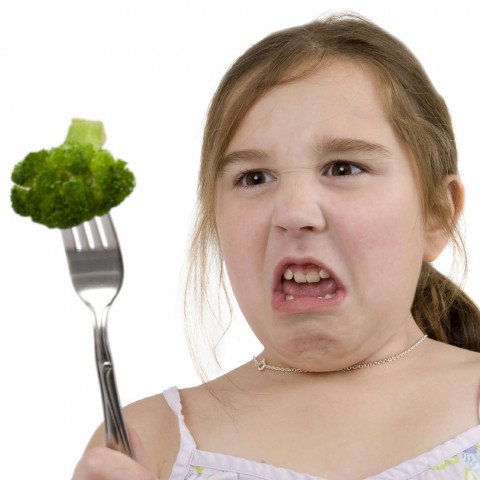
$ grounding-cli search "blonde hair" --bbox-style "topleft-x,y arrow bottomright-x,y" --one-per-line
186,12 -> 480,376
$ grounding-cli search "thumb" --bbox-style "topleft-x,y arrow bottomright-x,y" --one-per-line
127,426 -> 154,472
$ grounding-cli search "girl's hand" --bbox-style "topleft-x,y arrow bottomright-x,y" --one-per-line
72,428 -> 157,480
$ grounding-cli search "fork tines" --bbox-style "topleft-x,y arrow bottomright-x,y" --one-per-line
62,214 -> 119,252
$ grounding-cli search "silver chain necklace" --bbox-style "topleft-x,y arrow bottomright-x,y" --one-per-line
253,334 -> 428,373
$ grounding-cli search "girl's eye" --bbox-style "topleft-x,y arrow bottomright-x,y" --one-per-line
236,170 -> 275,187
324,162 -> 364,177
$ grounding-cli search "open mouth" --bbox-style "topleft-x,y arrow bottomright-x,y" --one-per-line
280,263 -> 339,302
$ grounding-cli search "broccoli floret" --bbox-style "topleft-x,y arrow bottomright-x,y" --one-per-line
10,119 -> 135,229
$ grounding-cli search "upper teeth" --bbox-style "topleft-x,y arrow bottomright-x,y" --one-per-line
283,267 -> 331,283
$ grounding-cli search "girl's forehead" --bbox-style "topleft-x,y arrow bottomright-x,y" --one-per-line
225,59 -> 392,154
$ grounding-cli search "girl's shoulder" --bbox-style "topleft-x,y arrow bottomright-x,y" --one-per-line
121,392 -> 181,479
428,340 -> 480,371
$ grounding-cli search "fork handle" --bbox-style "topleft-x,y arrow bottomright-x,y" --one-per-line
95,325 -> 135,459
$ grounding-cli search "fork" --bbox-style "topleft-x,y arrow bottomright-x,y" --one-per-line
61,213 -> 134,458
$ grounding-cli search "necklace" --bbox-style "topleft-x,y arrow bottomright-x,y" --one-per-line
253,334 -> 428,373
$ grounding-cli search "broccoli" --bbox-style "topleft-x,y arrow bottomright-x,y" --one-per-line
11,119 -> 135,229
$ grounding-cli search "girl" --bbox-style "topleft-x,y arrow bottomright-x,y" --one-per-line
73,13 -> 480,480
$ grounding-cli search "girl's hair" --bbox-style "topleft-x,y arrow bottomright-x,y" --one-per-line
186,12 -> 480,374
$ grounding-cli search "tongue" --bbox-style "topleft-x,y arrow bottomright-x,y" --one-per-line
282,278 -> 338,298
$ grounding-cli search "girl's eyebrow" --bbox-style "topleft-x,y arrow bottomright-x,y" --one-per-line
220,149 -> 268,169
319,137 -> 392,158
220,137 -> 392,172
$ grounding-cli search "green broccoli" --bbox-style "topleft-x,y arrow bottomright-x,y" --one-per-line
11,119 -> 135,229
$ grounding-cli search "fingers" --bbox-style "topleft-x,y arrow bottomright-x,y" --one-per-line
72,447 -> 157,480
72,428 -> 157,480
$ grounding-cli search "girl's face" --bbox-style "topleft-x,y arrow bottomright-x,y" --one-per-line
215,60 -> 438,371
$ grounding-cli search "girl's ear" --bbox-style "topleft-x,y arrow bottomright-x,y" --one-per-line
423,175 -> 464,262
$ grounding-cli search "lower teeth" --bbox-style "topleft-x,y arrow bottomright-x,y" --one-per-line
284,293 -> 336,301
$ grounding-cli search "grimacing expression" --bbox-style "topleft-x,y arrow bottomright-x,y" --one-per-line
215,60 -> 442,371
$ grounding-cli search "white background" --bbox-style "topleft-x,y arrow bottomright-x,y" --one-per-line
1,1 -> 479,478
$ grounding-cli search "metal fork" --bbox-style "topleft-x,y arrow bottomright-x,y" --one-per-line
61,213 -> 134,458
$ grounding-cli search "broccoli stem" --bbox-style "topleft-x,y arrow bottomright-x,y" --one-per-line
64,119 -> 106,150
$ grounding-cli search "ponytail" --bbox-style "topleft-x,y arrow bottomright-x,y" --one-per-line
413,263 -> 480,352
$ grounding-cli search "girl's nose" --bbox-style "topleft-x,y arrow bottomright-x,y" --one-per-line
271,177 -> 327,234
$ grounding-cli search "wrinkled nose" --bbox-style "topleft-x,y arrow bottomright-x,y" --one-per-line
271,176 -> 327,234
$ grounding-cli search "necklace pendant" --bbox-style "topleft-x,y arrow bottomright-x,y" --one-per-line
256,358 -> 267,371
